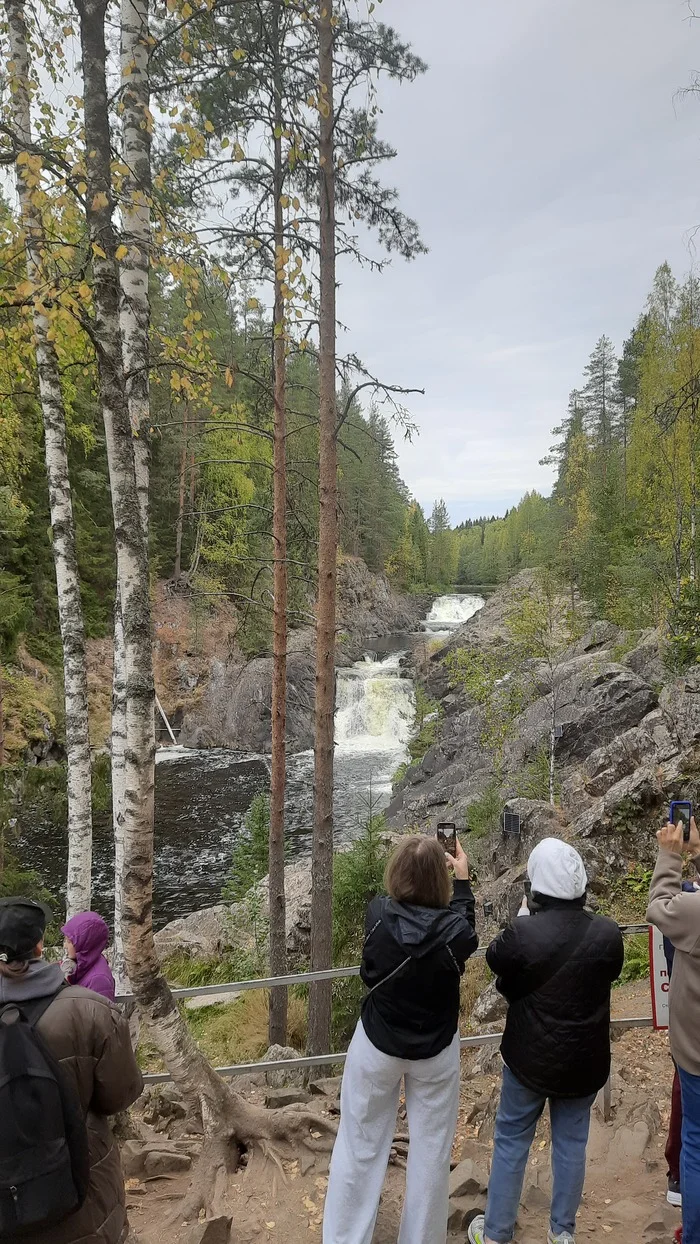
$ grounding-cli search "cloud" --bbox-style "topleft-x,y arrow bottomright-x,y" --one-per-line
338,0 -> 700,524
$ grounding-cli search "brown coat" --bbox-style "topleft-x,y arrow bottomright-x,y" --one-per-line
29,983 -> 144,1244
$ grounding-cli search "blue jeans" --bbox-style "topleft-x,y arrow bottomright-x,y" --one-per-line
484,1065 -> 596,1243
679,1065 -> 700,1243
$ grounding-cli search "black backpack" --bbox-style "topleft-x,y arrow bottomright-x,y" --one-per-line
0,988 -> 90,1237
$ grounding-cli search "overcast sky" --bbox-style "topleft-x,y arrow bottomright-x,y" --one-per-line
338,0 -> 700,525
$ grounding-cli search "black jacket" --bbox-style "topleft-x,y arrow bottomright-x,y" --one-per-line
360,879 -> 478,1059
487,898 -> 624,1099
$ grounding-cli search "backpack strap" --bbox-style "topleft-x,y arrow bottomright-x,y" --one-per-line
506,913 -> 593,1004
7,983 -> 68,1028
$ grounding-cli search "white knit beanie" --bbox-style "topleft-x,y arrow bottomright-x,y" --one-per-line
527,837 -> 587,901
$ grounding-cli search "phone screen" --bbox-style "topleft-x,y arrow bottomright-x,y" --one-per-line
436,823 -> 457,857
671,801 -> 693,842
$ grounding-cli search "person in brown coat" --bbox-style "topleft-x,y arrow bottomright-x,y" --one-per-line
0,897 -> 143,1244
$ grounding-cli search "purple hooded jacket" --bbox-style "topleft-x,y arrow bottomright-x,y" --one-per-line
61,911 -> 116,1001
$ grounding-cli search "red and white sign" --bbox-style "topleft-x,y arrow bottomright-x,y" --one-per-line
649,924 -> 670,1031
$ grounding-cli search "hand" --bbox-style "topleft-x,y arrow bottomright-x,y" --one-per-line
657,821 -> 684,855
684,816 -> 700,855
445,837 -> 470,881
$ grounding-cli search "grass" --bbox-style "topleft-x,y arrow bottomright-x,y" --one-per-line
617,933 -> 650,986
466,781 -> 502,838
460,956 -> 493,1032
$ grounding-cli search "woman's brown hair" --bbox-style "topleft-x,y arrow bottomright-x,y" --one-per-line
384,836 -> 452,909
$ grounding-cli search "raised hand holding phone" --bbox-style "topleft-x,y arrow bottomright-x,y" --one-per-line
444,835 -> 470,881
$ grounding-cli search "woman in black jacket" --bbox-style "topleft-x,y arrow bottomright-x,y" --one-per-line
467,837 -> 624,1244
323,834 -> 478,1244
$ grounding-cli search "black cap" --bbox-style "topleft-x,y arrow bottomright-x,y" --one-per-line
0,897 -> 52,961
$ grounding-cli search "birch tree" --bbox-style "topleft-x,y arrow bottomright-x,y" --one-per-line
113,0 -> 152,986
4,0 -> 93,915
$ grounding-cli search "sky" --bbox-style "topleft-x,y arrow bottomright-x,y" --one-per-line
337,0 -> 700,525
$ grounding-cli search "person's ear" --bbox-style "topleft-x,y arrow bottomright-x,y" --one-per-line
35,940 -> 44,957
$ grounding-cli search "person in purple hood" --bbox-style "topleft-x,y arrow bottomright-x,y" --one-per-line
61,912 -> 116,1001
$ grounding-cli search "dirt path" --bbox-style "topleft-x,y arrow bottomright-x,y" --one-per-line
129,981 -> 678,1244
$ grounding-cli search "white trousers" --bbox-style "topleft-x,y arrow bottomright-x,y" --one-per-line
323,1021 -> 461,1244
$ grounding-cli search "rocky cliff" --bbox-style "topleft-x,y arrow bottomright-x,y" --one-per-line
178,557 -> 429,752
389,572 -> 700,899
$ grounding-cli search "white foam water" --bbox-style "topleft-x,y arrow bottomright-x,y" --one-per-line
334,651 -> 416,754
422,593 -> 485,633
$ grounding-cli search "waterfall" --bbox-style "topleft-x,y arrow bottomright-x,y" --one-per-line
422,593 -> 485,633
335,652 -> 415,753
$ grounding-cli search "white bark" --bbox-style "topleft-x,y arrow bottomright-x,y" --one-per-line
5,0 -> 93,916
113,0 -> 151,971
111,598 -> 127,986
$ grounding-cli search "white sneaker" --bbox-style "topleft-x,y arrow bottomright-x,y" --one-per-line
466,1216 -> 498,1244
548,1232 -> 575,1244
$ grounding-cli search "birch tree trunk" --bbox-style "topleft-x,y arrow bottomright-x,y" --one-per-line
113,0 -> 152,978
5,0 -> 93,916
268,10 -> 288,1044
70,1 -> 335,1199
76,0 -> 155,966
308,0 -> 338,1058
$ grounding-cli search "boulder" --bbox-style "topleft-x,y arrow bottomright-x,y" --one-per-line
448,1158 -> 488,1199
143,1150 -> 193,1178
154,904 -> 233,961
262,1044 -> 306,1089
155,860 -> 312,962
183,1217 -> 232,1244
264,1086 -> 311,1109
509,663 -> 657,769
471,980 -> 507,1026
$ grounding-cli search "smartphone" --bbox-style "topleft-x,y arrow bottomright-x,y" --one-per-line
436,823 -> 457,856
670,801 -> 693,842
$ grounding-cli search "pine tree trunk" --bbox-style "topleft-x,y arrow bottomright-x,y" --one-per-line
5,0 -> 93,916
268,12 -> 288,1046
308,0 -> 337,1058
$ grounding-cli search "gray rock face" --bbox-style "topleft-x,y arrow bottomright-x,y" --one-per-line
180,558 -> 428,752
155,860 -> 312,962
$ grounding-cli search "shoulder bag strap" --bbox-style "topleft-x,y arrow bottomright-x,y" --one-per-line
366,955 -> 411,996
506,914 -> 593,1004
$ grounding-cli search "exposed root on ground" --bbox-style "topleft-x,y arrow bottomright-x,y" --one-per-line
173,1095 -> 337,1223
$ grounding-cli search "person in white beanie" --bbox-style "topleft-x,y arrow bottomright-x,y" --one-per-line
468,838 -> 623,1244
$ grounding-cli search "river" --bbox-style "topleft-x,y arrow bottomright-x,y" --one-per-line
23,593 -> 484,923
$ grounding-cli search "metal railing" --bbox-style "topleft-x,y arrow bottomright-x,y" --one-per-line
129,922 -> 656,1087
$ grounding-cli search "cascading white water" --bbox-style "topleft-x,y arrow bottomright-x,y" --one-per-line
335,652 -> 415,753
422,593 -> 485,633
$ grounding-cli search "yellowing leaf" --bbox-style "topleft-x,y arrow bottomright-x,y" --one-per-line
91,243 -> 107,259
91,191 -> 109,210
225,367 -> 234,387
246,297 -> 259,310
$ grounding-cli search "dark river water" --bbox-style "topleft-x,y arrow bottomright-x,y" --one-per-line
20,599 -> 484,926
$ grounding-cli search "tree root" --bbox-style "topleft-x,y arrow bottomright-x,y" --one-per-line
172,1096 -> 337,1224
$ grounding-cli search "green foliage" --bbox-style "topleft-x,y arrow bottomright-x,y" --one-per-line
222,793 -> 271,903
445,645 -> 529,764
331,815 -> 392,1046
617,933 -> 650,986
667,579 -> 700,671
91,754 -> 112,818
465,782 -> 502,838
514,747 -> 553,801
